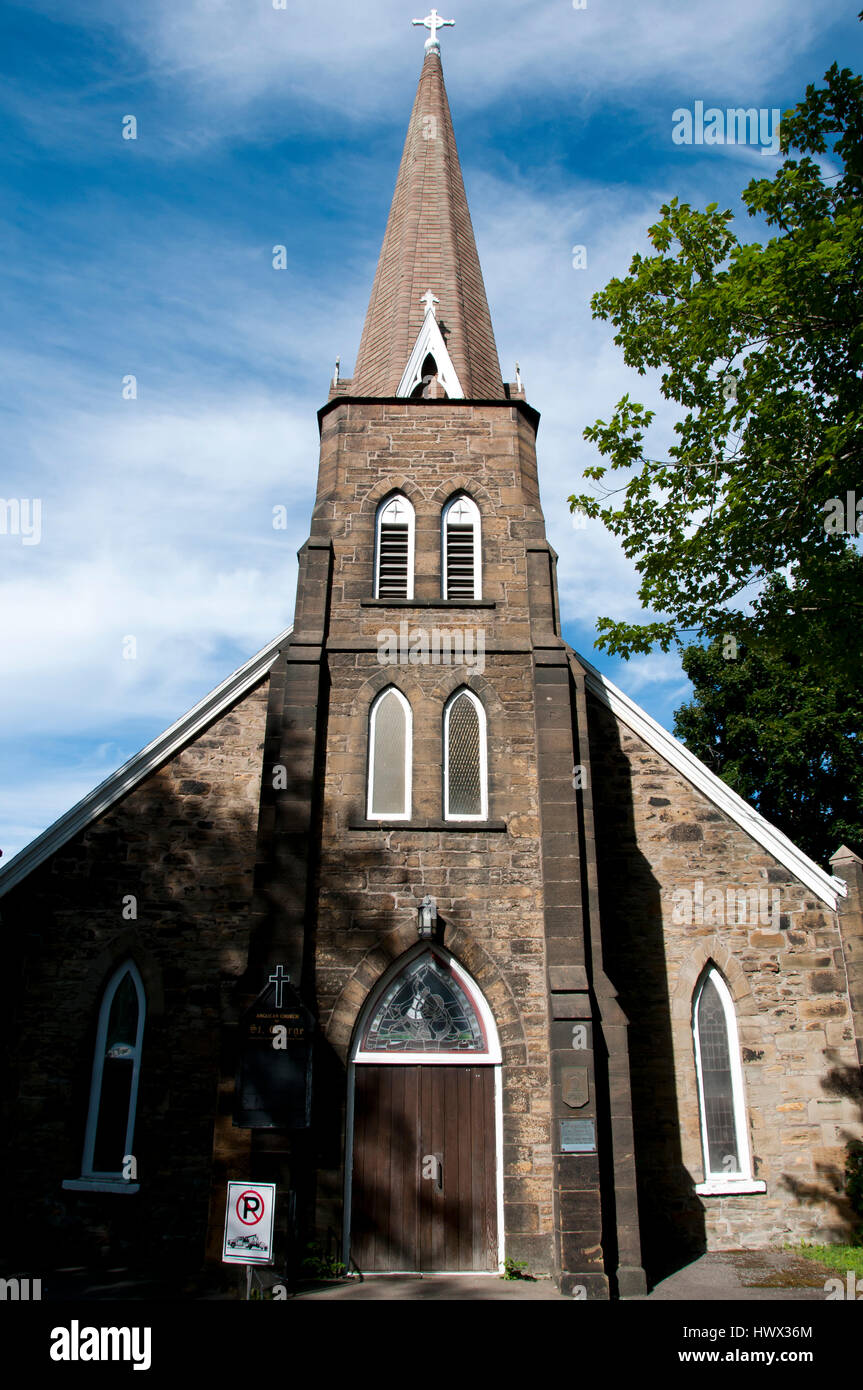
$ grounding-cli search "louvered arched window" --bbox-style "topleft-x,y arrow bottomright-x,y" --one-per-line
693,966 -> 757,1188
442,495 -> 481,600
367,687 -> 412,820
375,494 -> 415,600
443,688 -> 487,821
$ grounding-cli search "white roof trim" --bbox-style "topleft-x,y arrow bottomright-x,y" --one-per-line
574,649 -> 846,912
0,626 -> 293,897
397,306 -> 464,399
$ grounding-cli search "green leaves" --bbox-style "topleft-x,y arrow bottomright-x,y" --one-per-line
571,61 -> 862,660
571,53 -> 863,858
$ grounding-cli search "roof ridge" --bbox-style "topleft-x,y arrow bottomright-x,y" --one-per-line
0,627 -> 292,897
572,648 -> 846,911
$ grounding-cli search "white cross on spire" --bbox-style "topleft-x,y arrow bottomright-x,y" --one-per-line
420,289 -> 439,317
412,9 -> 455,51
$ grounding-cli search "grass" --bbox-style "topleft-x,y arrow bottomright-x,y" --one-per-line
791,1243 -> 863,1280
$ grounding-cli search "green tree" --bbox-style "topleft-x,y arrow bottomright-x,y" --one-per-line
570,52 -> 863,861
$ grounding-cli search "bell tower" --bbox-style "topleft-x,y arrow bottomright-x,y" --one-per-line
217,12 -> 646,1298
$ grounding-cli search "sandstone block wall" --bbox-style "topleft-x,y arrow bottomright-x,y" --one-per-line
588,694 -> 862,1271
0,682 -> 269,1272
305,399 -> 561,1270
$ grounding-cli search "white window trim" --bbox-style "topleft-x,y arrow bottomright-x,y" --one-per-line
367,687 -> 413,821
75,961 -> 146,1184
442,494 -> 482,601
374,493 -> 415,601
443,687 -> 488,823
396,308 -> 464,400
692,967 -> 765,1196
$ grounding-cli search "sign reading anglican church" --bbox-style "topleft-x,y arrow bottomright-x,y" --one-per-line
233,966 -> 315,1129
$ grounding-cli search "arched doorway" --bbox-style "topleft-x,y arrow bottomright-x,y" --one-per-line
345,945 -> 502,1273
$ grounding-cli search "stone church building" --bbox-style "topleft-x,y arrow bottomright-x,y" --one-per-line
2,26 -> 862,1299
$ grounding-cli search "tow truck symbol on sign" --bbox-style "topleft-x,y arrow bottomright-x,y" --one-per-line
228,1234 -> 265,1251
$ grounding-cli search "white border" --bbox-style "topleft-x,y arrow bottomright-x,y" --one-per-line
366,687 -> 413,821
374,493 -> 415,601
442,494 -> 482,600
344,944 -> 504,1272
443,688 -> 489,823
692,966 -> 765,1196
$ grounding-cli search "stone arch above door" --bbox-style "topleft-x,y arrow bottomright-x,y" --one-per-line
325,923 -> 523,1064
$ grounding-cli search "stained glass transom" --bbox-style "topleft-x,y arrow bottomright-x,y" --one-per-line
697,975 -> 740,1174
363,955 -> 486,1053
447,694 -> 482,816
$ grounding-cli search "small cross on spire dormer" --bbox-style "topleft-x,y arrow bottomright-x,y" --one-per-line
412,9 -> 455,52
420,289 -> 439,317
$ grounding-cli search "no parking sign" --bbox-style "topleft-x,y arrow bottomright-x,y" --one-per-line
222,1181 -> 276,1265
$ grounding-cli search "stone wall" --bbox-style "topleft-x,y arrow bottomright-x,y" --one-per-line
0,681 -> 269,1274
298,398 -> 562,1272
588,693 -> 862,1274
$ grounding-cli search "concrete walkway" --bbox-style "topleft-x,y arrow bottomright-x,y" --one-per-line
42,1248 -> 843,1300
286,1250 -> 840,1301
641,1250 -> 841,1301
288,1273 -> 569,1299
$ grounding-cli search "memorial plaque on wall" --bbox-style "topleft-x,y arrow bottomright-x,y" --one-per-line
560,1118 -> 597,1153
234,967 -> 315,1129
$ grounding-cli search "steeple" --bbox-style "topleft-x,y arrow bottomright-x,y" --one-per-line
350,28 -> 505,399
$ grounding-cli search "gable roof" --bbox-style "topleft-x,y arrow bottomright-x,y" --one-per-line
576,649 -> 846,911
0,627 -> 292,898
0,623 -> 844,913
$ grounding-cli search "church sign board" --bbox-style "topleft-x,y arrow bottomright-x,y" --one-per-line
234,967 -> 315,1129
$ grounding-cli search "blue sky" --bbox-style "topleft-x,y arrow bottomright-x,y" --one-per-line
1,0 -> 860,863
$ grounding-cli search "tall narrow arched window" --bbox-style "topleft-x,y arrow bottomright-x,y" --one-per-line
367,687 -> 412,820
442,495 -> 481,600
693,966 -> 761,1192
444,688 -> 487,821
375,494 -> 415,600
81,962 -> 145,1184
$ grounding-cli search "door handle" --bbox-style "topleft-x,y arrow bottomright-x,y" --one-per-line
435,1153 -> 443,1192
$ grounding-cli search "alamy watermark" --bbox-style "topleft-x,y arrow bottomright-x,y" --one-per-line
823,491 -> 863,535
0,498 -> 42,545
671,880 -> 781,928
377,621 -> 485,675
672,102 -> 781,156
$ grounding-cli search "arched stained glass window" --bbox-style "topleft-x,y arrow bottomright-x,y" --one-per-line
693,966 -> 755,1185
444,688 -> 487,821
375,494 -> 415,600
367,687 -> 412,820
362,953 -> 486,1054
82,962 -> 145,1180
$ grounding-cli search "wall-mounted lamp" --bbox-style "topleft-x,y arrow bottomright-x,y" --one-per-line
417,895 -> 438,939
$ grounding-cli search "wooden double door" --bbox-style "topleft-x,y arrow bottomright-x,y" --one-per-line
350,1064 -> 498,1272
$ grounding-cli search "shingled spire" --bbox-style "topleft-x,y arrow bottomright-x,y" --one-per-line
350,40 -> 505,399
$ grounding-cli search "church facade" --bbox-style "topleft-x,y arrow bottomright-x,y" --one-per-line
2,29 -> 862,1299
